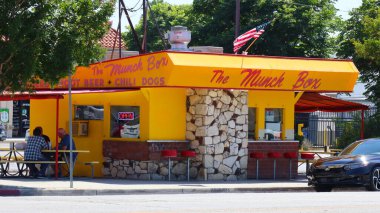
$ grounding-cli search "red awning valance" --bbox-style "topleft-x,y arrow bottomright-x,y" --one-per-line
295,92 -> 369,112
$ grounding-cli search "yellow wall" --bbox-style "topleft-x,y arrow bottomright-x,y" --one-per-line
248,91 -> 296,140
30,88 -> 187,177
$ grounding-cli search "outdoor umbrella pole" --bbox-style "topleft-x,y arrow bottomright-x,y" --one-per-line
69,70 -> 73,188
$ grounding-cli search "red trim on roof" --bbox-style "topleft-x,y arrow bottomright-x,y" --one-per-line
295,93 -> 369,112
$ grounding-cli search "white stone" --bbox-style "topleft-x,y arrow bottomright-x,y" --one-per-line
214,154 -> 223,163
209,91 -> 217,97
242,140 -> 248,148
232,164 -> 237,174
238,148 -> 248,157
204,137 -> 213,145
229,105 -> 235,112
220,125 -> 228,132
227,128 -> 236,136
234,107 -> 241,115
195,89 -> 209,95
237,131 -> 247,139
135,166 -> 147,174
235,160 -> 241,169
195,127 -> 207,136
102,168 -> 110,176
219,164 -> 233,174
190,167 -> 198,178
195,104 -> 208,115
194,118 -> 203,126
232,90 -> 241,97
223,151 -> 230,158
113,161 -> 119,166
221,94 -> 232,104
217,90 -> 223,97
139,162 -> 147,170
243,124 -> 248,131
187,122 -> 197,131
228,120 -> 236,129
227,136 -> 236,143
126,167 -> 134,175
207,125 -> 219,136
207,168 -> 215,173
186,88 -> 195,96
236,115 -> 246,124
190,140 -> 199,149
219,114 -> 227,124
206,145 -> 214,154
236,125 -> 243,131
186,113 -> 192,122
207,105 -> 215,115
204,116 -> 214,126
148,163 -> 158,173
214,160 -> 221,169
241,105 -> 248,114
189,95 -> 201,105
189,106 -> 195,114
123,159 -> 129,165
224,111 -> 234,121
240,156 -> 248,169
159,167 -> 169,176
213,108 -> 221,118
216,101 -> 223,109
223,156 -> 238,167
221,104 -> 229,112
204,155 -> 214,168
212,136 -> 221,144
230,143 -> 239,155
240,95 -> 247,104
232,99 -> 238,106
198,146 -> 206,154
117,170 -> 126,178
226,175 -> 237,181
214,143 -> 224,154
204,96 -> 212,105
221,132 -> 227,141
172,163 -> 187,175
186,131 -> 195,140
208,173 -> 224,180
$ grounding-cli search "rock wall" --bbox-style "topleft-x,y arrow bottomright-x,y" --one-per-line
186,89 -> 249,180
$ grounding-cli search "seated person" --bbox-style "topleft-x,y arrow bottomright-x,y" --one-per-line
55,128 -> 77,176
24,127 -> 49,178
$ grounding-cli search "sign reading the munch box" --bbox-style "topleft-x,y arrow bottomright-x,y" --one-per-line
32,52 -> 359,92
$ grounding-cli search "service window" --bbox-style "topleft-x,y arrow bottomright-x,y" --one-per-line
248,107 -> 256,140
74,105 -> 104,120
265,108 -> 283,140
110,106 -> 140,138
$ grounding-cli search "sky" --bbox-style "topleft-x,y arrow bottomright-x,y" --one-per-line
111,0 -> 362,32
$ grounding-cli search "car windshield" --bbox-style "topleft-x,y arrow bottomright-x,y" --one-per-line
340,139 -> 380,156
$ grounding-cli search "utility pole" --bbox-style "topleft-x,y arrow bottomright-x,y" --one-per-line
142,0 -> 147,53
118,0 -> 122,58
235,0 -> 240,38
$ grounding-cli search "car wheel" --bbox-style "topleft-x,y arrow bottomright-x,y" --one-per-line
314,185 -> 333,192
367,167 -> 380,191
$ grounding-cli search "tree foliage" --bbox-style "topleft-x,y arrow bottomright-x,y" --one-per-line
122,0 -> 192,52
0,0 -> 115,92
124,0 -> 339,57
337,0 -> 380,108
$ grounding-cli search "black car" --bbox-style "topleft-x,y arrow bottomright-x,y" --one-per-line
308,138 -> 380,192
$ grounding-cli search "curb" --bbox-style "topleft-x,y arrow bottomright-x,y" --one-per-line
10,187 -> 314,196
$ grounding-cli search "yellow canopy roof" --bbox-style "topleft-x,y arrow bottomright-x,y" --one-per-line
33,51 -> 359,92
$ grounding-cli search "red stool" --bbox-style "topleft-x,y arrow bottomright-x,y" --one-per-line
267,152 -> 282,180
181,150 -> 196,181
301,152 -> 315,172
161,150 -> 177,181
250,152 -> 265,180
283,152 -> 298,179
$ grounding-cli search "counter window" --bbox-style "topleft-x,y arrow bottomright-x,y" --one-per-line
110,106 -> 140,138
265,108 -> 282,140
74,105 -> 104,120
248,107 -> 256,140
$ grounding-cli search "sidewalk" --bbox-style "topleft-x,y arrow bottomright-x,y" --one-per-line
0,176 -> 312,196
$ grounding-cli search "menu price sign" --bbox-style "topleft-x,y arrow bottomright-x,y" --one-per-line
0,109 -> 9,123
118,112 -> 134,121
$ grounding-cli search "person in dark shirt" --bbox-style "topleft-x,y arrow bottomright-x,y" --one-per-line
24,127 -> 49,178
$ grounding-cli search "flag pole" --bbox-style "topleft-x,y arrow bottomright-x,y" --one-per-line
243,38 -> 259,54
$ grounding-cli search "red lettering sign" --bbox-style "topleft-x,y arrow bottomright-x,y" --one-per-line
240,69 -> 284,88
292,71 -> 321,90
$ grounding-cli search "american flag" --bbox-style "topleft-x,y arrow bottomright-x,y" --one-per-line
233,21 -> 271,53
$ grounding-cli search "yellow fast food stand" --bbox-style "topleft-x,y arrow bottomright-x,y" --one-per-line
28,51 -> 359,180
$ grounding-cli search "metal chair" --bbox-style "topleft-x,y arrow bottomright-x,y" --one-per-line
267,152 -> 282,180
161,150 -> 177,181
283,152 -> 298,179
181,150 -> 196,181
249,152 -> 266,180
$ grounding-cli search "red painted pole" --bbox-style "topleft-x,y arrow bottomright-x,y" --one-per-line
55,98 -> 60,179
361,110 -> 364,139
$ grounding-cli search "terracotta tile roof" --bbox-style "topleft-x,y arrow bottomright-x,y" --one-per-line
100,28 -> 126,49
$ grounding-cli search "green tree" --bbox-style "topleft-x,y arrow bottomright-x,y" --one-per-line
122,0 -> 192,52
337,0 -> 380,107
0,0 -> 115,92
191,0 -> 340,56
